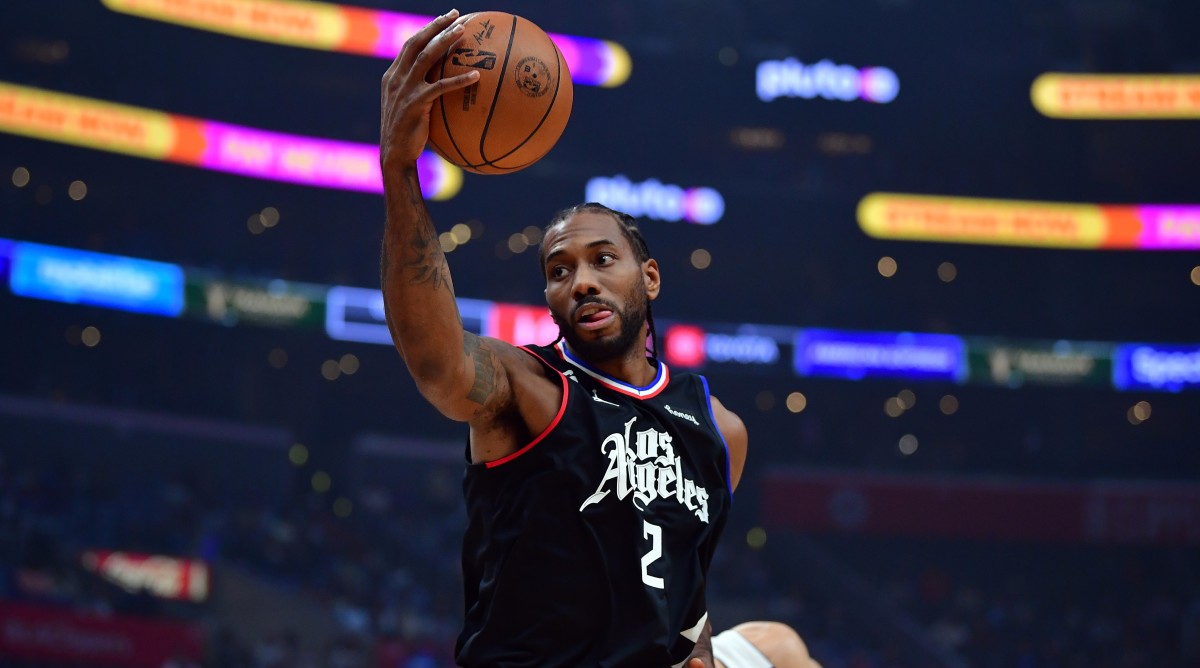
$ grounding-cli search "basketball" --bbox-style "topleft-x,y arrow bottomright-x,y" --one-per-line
427,11 -> 573,175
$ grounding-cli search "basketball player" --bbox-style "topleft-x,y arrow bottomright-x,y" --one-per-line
712,621 -> 823,668
380,10 -> 812,668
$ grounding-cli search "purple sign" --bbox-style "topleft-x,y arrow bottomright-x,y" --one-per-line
198,122 -> 455,199
1114,344 -> 1200,392
794,329 -> 966,381
1136,206 -> 1200,250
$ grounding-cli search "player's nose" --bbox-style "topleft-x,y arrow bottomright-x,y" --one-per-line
571,265 -> 601,299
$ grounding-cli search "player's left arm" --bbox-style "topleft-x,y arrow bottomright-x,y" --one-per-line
709,396 -> 747,492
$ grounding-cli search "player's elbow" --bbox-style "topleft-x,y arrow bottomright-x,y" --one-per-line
404,354 -> 473,420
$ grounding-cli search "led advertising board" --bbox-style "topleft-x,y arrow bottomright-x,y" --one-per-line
585,175 -> 725,225
794,329 -> 965,382
1032,73 -> 1200,119
0,82 -> 461,199
857,193 -> 1200,250
1113,344 -> 1200,392
324,286 -> 491,344
9,242 -> 184,316
757,58 -> 899,103
101,0 -> 633,87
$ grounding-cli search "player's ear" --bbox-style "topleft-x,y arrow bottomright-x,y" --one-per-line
643,258 -> 660,301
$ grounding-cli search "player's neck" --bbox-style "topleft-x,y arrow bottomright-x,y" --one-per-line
568,343 -> 658,387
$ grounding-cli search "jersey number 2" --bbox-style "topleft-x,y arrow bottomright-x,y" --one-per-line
641,519 -> 665,589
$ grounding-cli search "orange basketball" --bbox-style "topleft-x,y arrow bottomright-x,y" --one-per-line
427,11 -> 573,175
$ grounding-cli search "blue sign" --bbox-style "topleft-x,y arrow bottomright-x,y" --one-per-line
793,329 -> 965,381
325,285 -> 492,345
1113,344 -> 1200,392
0,237 -> 13,285
10,242 -> 184,316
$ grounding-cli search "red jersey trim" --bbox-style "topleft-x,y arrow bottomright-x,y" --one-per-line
554,340 -> 670,399
485,346 -> 569,468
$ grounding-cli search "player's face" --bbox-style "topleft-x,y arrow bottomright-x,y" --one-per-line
542,212 -> 660,362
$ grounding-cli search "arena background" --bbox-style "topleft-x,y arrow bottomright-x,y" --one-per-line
2,1 -> 1199,666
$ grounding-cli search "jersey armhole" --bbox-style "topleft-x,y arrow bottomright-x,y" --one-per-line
698,375 -> 734,501
483,346 -> 570,469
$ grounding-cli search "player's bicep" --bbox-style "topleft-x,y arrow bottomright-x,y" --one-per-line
425,332 -> 516,422
709,396 -> 747,492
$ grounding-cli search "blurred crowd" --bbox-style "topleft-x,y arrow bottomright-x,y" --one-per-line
4,424 -> 1197,668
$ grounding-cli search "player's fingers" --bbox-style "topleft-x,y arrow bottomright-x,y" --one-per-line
411,14 -> 471,82
417,69 -> 480,105
389,9 -> 460,79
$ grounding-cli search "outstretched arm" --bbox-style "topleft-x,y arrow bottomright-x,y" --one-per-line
379,11 -> 507,421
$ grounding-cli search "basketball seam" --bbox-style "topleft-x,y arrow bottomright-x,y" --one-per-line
482,35 -> 565,167
477,15 -> 518,167
435,41 -> 472,168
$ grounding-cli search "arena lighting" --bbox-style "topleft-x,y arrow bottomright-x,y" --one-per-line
1031,73 -> 1200,119
9,242 -> 184,316
1113,344 -> 1200,392
664,325 -> 781,368
756,58 -> 899,103
100,0 -> 632,88
0,82 -> 461,200
857,193 -> 1200,250
793,329 -> 966,382
585,175 -> 725,225
80,550 -> 210,603
485,303 -> 559,346
8,237 -> 1200,393
324,285 -> 491,344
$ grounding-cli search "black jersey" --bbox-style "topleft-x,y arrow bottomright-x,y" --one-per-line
456,341 -> 734,668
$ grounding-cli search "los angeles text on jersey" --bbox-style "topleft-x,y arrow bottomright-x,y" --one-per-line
579,416 -> 710,522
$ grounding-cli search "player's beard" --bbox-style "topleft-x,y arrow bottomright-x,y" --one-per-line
553,281 -> 648,363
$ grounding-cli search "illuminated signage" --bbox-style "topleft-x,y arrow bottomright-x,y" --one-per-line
101,0 -> 632,88
1031,73 -> 1200,119
10,242 -> 184,316
485,303 -> 559,346
794,329 -> 965,381
1114,344 -> 1200,392
665,325 -> 780,368
81,551 -> 210,603
324,285 -> 490,344
968,340 -> 1112,388
857,193 -> 1200,251
0,238 -> 12,282
185,276 -> 326,327
0,82 -> 461,200
664,325 -> 707,367
585,175 -> 725,224
757,58 -> 898,103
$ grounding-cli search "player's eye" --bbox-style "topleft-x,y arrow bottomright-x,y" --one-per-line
597,253 -> 615,265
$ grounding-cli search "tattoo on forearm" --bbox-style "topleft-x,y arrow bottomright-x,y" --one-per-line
403,223 -> 451,292
463,333 -> 498,405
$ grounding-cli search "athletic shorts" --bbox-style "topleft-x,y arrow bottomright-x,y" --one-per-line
712,629 -> 773,668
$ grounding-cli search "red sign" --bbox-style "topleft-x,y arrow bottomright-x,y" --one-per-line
82,550 -> 210,603
664,325 -> 707,368
485,302 -> 559,346
0,602 -> 204,667
763,469 -> 1200,545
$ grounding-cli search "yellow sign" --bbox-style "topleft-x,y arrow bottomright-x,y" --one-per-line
102,0 -> 348,50
0,82 -> 175,158
1032,73 -> 1200,119
857,193 -> 1107,249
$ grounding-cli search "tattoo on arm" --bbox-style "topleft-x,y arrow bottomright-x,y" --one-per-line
463,333 -> 499,406
404,225 -> 451,292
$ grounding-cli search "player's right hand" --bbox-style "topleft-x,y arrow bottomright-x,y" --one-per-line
380,9 -> 479,169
